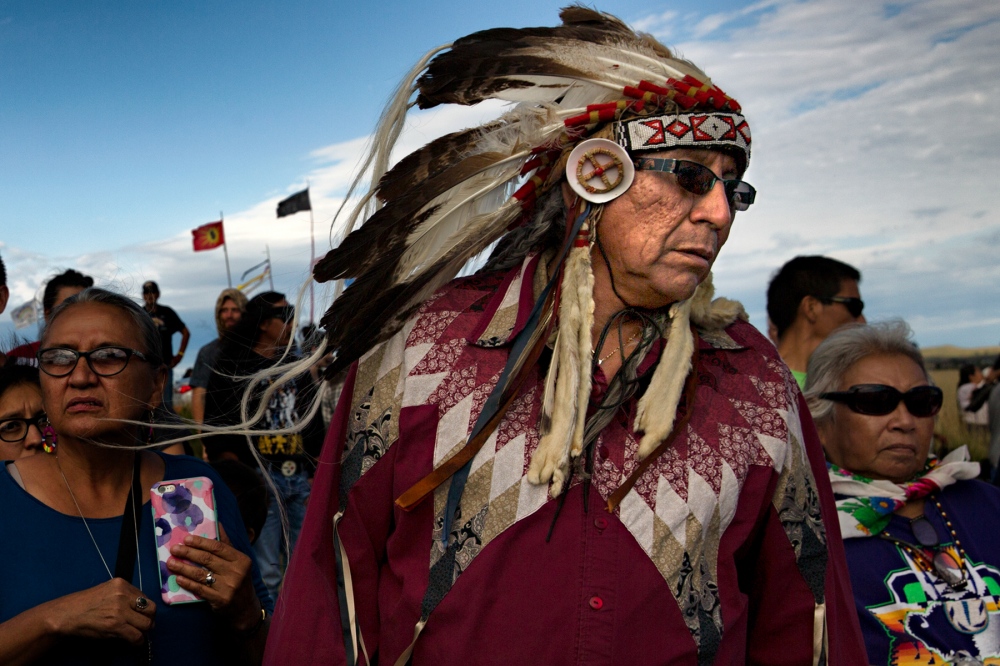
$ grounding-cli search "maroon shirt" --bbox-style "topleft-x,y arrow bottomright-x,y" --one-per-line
265,255 -> 865,665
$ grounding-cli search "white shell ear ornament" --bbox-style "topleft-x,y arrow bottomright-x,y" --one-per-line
566,138 -> 635,204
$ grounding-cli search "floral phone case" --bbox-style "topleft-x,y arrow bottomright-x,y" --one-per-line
150,476 -> 218,605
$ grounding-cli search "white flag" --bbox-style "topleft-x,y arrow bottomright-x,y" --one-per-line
10,300 -> 38,330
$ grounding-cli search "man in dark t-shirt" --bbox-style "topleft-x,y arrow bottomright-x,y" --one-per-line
142,280 -> 189,411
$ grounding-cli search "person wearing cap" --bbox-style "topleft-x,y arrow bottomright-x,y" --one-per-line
141,280 -> 189,412
767,256 -> 866,389
264,8 -> 866,664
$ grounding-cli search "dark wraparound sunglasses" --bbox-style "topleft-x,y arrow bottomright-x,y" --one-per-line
820,384 -> 943,418
37,346 -> 151,377
818,295 -> 864,318
633,157 -> 756,211
270,305 -> 296,323
0,414 -> 46,442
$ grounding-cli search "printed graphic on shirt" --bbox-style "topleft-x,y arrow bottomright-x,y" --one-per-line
255,379 -> 304,457
869,544 -> 1000,665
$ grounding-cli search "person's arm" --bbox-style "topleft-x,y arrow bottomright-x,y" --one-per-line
0,578 -> 156,666
172,325 -> 190,368
166,525 -> 269,665
744,392 -> 867,665
191,387 -> 207,425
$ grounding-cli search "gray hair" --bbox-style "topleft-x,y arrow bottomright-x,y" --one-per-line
43,287 -> 165,368
804,320 -> 930,426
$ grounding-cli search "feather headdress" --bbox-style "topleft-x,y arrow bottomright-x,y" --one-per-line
315,6 -> 744,377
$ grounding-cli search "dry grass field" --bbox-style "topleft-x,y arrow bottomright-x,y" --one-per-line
929,368 -> 990,462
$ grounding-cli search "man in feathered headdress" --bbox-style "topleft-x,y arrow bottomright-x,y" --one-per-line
265,7 -> 866,664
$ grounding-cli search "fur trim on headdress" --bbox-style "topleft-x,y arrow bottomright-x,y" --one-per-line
528,208 -> 597,497
634,273 -> 744,459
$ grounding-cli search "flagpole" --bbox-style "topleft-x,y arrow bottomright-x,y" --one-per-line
221,211 -> 232,288
266,245 -> 275,290
307,182 -> 315,324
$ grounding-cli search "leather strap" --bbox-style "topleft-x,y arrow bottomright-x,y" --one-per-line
114,453 -> 143,580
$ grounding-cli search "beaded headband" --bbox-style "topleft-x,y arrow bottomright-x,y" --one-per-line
615,112 -> 751,166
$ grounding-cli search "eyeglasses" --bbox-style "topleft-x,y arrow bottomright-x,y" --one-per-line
818,295 -> 864,318
0,414 -> 46,443
37,346 -> 151,378
820,384 -> 943,418
633,157 -> 756,211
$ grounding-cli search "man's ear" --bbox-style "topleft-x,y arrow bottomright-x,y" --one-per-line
800,295 -> 821,325
0,285 -> 9,316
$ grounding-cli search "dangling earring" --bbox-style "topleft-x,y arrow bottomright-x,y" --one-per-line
41,417 -> 58,454
146,410 -> 155,445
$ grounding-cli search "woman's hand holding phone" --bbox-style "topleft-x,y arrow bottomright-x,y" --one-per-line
166,524 -> 262,631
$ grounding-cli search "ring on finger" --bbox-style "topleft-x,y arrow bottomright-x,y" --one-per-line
135,596 -> 149,611
204,570 -> 216,587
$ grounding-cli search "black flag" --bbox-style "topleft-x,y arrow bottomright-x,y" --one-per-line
277,188 -> 311,217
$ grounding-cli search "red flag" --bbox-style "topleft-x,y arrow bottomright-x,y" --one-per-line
192,221 -> 225,252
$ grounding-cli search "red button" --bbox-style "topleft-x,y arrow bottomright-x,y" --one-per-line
598,444 -> 609,460
594,517 -> 608,530
589,596 -> 604,610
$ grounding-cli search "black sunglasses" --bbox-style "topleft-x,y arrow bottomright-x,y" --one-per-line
820,384 -> 943,418
0,414 -> 46,443
269,305 -> 295,323
818,295 -> 864,318
37,346 -> 151,378
633,157 -> 756,211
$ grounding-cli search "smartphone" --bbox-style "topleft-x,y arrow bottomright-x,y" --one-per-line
150,476 -> 219,605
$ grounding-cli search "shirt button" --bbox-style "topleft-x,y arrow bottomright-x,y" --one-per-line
598,444 -> 609,460
589,596 -> 604,610
594,517 -> 608,530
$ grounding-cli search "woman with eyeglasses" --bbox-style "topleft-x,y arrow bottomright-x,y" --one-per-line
805,320 -> 997,666
0,288 -> 271,665
0,365 -> 45,460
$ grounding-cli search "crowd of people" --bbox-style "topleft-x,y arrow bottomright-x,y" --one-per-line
1,7 -> 998,665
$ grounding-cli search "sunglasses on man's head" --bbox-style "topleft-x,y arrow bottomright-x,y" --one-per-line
818,295 -> 864,318
632,157 -> 756,211
820,384 -> 943,418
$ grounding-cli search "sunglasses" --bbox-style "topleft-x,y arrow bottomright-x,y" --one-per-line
37,346 -> 151,378
818,295 -> 864,318
270,305 -> 296,323
820,384 -> 943,418
633,157 -> 756,211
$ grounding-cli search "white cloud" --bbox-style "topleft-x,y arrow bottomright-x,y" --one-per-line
3,0 -> 999,356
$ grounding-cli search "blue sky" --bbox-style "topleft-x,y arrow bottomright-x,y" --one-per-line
2,0 -> 999,374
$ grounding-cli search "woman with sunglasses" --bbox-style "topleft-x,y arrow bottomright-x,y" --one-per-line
0,288 -> 271,665
805,320 -> 996,666
0,364 -> 45,460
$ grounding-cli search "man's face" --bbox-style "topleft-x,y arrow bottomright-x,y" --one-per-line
219,298 -> 242,331
142,290 -> 158,308
589,148 -> 738,309
813,278 -> 865,340
258,299 -> 293,349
